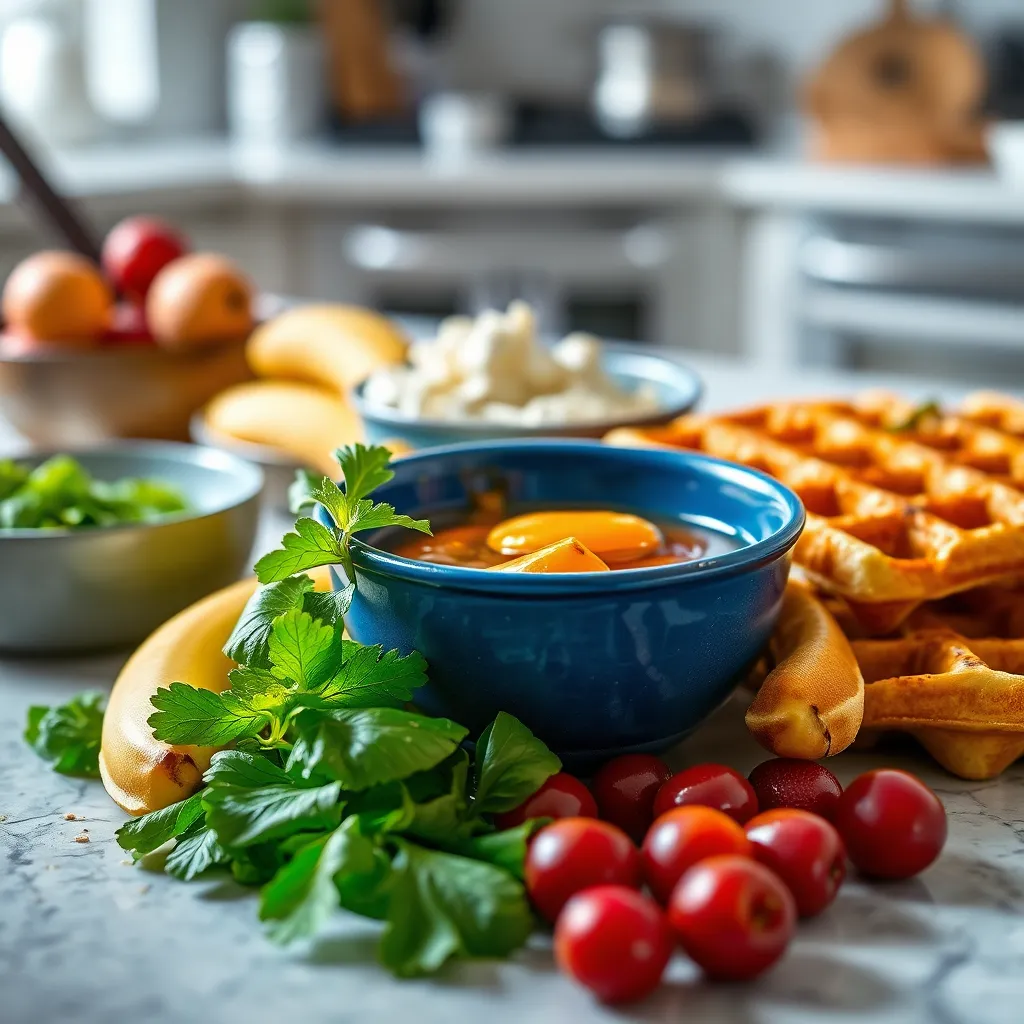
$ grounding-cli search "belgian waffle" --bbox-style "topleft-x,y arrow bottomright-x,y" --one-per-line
855,587 -> 1024,780
606,394 -> 1024,633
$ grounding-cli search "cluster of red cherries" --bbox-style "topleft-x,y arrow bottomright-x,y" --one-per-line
497,756 -> 948,1004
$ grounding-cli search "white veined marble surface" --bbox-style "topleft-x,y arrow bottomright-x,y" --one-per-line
3,657 -> 1023,1024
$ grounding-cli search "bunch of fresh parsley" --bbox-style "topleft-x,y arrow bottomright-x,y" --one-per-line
0,455 -> 187,529
26,444 -> 563,977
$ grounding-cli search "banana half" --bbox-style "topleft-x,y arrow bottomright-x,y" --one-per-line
100,568 -> 332,815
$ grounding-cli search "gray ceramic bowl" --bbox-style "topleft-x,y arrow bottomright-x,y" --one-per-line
351,341 -> 702,450
0,442 -> 263,654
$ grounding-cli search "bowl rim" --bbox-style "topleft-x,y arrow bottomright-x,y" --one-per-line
346,438 -> 805,594
0,333 -> 248,366
349,340 -> 703,436
0,440 -> 265,539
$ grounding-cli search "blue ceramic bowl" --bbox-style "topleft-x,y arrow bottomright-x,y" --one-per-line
333,441 -> 804,763
351,341 -> 702,450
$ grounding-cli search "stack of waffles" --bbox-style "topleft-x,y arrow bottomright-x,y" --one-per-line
606,390 -> 1024,780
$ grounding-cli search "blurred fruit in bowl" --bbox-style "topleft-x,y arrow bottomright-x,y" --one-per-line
2,251 -> 112,344
246,304 -> 408,393
101,215 -> 188,303
102,302 -> 154,345
147,253 -> 254,351
189,304 -> 412,504
0,227 -> 255,443
200,380 -> 362,477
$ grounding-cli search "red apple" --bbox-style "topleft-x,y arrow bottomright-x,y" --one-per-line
102,216 -> 188,303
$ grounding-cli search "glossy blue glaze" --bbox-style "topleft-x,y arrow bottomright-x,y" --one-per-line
330,440 -> 804,763
351,342 -> 702,450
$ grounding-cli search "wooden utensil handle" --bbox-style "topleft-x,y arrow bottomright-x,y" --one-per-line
0,114 -> 102,263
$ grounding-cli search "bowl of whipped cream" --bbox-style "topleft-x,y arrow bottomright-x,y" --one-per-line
353,302 -> 702,449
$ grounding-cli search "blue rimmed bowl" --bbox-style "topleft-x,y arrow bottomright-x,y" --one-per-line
333,440 -> 804,762
351,341 -> 702,450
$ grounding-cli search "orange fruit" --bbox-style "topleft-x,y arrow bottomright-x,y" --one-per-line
2,251 -> 112,343
146,253 -> 253,351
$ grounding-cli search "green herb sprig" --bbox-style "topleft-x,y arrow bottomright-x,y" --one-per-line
256,443 -> 430,585
27,445 -> 561,978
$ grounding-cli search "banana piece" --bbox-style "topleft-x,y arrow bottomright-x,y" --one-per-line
100,567 -> 333,815
246,305 -> 409,395
202,380 -> 363,477
745,579 -> 865,759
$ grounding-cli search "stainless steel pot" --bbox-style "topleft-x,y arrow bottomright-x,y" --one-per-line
592,19 -> 712,139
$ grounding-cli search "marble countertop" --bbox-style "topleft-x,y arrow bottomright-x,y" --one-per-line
3,137 -> 1024,222
3,358 -> 1024,1023
3,669 -> 1023,1024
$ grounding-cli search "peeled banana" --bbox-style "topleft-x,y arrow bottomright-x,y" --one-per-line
245,304 -> 409,395
100,568 -> 332,815
203,379 -> 363,476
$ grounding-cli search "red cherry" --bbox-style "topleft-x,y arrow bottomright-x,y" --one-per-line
668,854 -> 795,981
494,772 -> 597,829
525,817 -> 642,923
832,769 -> 946,881
653,763 -> 759,824
555,886 -> 673,1004
592,753 -> 672,841
748,758 -> 843,819
641,805 -> 752,904
745,808 -> 846,917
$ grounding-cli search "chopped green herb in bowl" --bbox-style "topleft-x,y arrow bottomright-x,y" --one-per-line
0,454 -> 188,529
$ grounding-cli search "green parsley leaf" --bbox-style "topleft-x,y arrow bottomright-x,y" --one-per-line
200,751 -> 344,848
338,845 -> 396,921
252,446 -> 430,586
268,610 -> 339,690
379,840 -> 533,977
446,821 -> 547,881
229,843 -> 288,887
345,497 -> 431,538
404,751 -> 474,843
24,692 -> 106,777
346,781 -> 416,835
115,793 -> 205,858
292,474 -> 349,529
223,575 -> 314,667
302,584 -> 354,629
148,682 -> 266,747
287,469 -> 322,516
254,517 -> 346,585
472,712 -> 561,815
260,817 -> 376,946
165,820 -> 229,881
203,749 -> 292,787
203,778 -> 344,848
336,444 -> 395,506
315,641 -> 427,708
288,707 -> 468,791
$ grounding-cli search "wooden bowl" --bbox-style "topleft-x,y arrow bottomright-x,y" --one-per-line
0,337 -> 253,445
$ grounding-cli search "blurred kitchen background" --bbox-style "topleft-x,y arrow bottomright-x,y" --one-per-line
3,0 -> 1024,383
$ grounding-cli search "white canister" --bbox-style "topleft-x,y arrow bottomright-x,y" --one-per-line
226,21 -> 325,146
